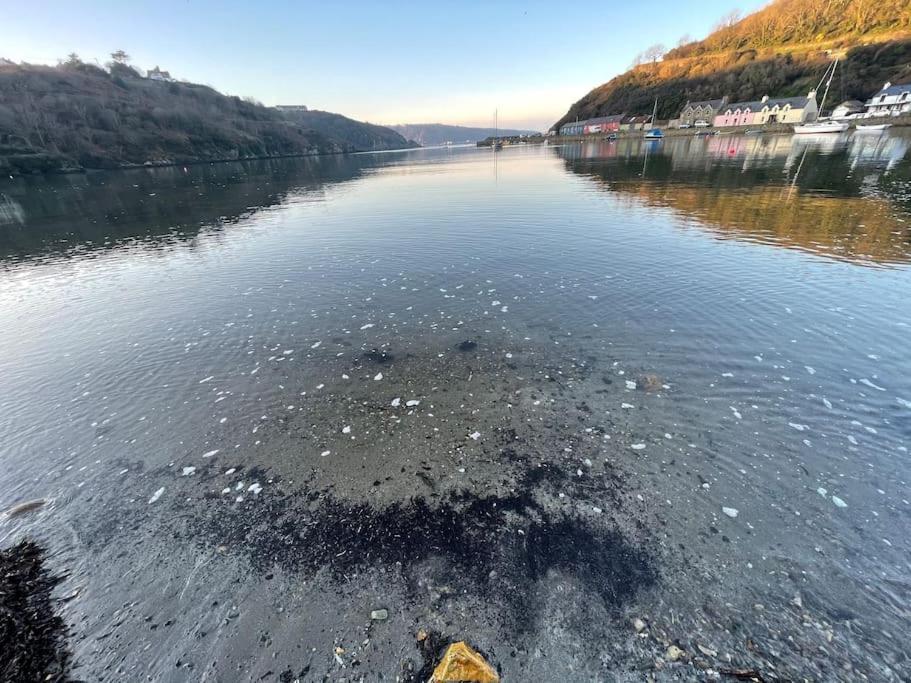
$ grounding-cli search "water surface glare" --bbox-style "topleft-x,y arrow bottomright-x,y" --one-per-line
1,137 -> 910,680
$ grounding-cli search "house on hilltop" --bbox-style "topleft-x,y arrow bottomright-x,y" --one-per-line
713,92 -> 817,127
864,83 -> 911,118
147,66 -> 172,82
678,97 -> 728,127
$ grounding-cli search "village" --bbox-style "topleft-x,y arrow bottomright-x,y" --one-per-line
555,81 -> 911,137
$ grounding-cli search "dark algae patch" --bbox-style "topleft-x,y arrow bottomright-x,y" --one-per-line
189,461 -> 656,630
0,540 -> 73,683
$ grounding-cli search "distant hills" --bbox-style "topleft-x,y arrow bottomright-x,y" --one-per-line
390,123 -> 538,146
0,58 -> 415,175
555,0 -> 911,128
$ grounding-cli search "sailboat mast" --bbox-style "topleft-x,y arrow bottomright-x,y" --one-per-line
818,58 -> 837,117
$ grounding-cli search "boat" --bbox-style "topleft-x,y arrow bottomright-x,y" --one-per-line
744,129 -> 762,135
643,98 -> 663,139
855,124 -> 892,132
606,132 -> 618,141
794,120 -> 850,134
492,108 -> 503,150
794,59 -> 850,134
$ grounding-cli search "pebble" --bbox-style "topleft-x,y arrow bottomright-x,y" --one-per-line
370,609 -> 388,621
722,506 -> 739,518
632,617 -> 647,632
666,645 -> 684,662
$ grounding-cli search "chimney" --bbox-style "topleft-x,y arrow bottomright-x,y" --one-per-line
883,81 -> 892,90
721,95 -> 729,105
761,95 -> 769,103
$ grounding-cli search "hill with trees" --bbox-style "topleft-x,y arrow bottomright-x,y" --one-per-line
0,53 -> 415,175
389,123 -> 539,146
554,0 -> 911,129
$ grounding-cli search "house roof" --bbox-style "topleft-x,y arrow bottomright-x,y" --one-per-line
682,99 -> 724,110
585,114 -> 625,125
836,100 -> 865,109
874,83 -> 911,96
722,96 -> 811,112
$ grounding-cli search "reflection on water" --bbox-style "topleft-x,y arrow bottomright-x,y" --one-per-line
558,132 -> 911,266
0,154 -> 377,262
1,139 -> 911,680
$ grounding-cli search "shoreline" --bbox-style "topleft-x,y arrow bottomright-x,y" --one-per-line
550,115 -> 911,143
1,145 -> 421,179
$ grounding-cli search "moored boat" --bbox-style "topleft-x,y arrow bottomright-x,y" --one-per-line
794,121 -> 850,134
855,124 -> 892,132
643,98 -> 663,139
794,59 -> 849,135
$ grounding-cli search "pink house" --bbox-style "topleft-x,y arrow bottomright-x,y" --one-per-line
713,105 -> 757,127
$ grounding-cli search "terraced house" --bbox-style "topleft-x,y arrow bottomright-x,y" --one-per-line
713,91 -> 818,127
864,82 -> 911,118
678,97 -> 728,126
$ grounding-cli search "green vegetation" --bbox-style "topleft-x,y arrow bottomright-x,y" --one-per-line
555,0 -> 911,128
0,55 -> 414,175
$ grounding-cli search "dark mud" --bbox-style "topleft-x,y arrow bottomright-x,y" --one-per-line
0,540 -> 73,683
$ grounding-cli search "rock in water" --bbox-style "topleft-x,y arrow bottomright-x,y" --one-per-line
666,645 -> 685,661
4,498 -> 47,517
430,641 -> 499,683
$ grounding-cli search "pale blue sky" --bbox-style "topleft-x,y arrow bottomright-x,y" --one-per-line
3,0 -> 766,130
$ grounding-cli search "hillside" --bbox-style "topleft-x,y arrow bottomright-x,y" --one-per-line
390,123 -> 538,146
555,0 -> 911,128
278,109 -> 417,152
0,58 -> 414,175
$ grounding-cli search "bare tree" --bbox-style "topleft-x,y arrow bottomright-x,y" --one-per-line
714,9 -> 742,31
643,43 -> 666,63
110,50 -> 130,64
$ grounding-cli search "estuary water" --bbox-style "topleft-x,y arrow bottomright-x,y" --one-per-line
1,134 -> 910,680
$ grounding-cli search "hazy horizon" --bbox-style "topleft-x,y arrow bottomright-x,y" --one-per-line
3,0 -> 766,131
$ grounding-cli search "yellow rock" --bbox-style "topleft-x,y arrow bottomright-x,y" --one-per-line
430,641 -> 499,683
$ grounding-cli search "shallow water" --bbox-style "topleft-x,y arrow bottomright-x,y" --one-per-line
1,134 -> 910,680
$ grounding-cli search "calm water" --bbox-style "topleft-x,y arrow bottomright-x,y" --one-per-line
1,134 -> 910,680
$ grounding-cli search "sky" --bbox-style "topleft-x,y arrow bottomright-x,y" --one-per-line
3,0 -> 768,131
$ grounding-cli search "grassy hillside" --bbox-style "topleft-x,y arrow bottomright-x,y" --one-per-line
555,0 -> 911,128
0,58 -> 413,175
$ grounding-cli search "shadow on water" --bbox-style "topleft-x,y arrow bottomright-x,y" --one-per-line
0,154 -> 379,263
556,133 -> 911,267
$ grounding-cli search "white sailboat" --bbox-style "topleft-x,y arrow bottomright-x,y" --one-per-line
794,59 -> 849,134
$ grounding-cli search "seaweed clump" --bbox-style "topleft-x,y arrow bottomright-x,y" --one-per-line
0,540 -> 73,683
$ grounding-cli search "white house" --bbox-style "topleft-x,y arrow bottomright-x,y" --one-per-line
864,82 -> 911,118
831,100 -> 865,120
147,66 -> 172,82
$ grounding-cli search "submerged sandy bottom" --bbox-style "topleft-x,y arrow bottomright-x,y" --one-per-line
6,325 -> 904,681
